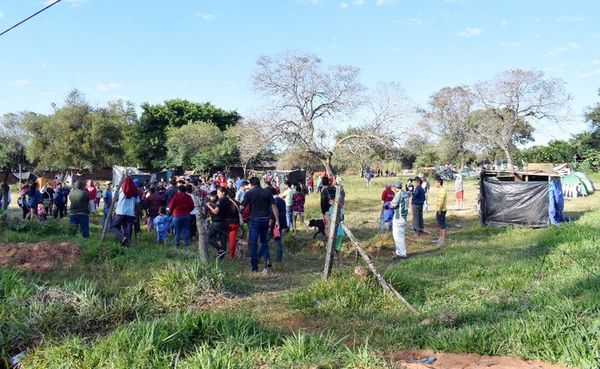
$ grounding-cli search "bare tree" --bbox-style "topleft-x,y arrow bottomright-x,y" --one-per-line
227,119 -> 274,176
429,70 -> 570,171
253,51 -> 411,174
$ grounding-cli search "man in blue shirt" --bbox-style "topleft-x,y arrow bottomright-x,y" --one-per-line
112,179 -> 140,246
411,176 -> 425,236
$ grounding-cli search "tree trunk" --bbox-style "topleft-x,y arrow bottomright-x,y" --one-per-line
320,155 -> 334,176
502,146 -> 515,172
194,188 -> 209,263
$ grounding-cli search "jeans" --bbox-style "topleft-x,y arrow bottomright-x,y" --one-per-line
248,217 -> 270,271
412,204 -> 424,234
273,229 -> 284,262
69,214 -> 89,238
173,215 -> 190,248
112,214 -> 135,244
392,217 -> 406,257
208,221 -> 228,253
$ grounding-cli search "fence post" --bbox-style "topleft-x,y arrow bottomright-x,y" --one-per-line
323,184 -> 344,279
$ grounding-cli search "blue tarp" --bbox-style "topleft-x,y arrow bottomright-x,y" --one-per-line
548,178 -> 565,225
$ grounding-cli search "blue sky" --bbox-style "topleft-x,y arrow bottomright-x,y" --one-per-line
1,0 -> 599,145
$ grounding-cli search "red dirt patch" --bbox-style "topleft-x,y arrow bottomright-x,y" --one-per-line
392,350 -> 571,369
0,241 -> 81,272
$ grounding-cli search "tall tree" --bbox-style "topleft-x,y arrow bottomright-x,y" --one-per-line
0,112 -> 33,183
136,99 -> 241,169
226,119 -> 274,176
25,89 -> 131,171
429,70 -> 570,171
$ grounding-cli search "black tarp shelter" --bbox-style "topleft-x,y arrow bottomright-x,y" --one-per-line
479,170 -> 565,228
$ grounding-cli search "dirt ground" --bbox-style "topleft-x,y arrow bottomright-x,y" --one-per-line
392,350 -> 572,369
0,241 -> 81,272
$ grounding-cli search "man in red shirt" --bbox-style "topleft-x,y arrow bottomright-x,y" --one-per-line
381,184 -> 396,203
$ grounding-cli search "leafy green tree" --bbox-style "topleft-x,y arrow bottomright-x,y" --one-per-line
0,112 -> 32,175
25,89 -> 132,171
165,123 -> 223,169
165,122 -> 238,173
136,99 -> 241,169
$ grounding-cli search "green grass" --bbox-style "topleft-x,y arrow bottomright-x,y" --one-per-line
1,175 -> 600,368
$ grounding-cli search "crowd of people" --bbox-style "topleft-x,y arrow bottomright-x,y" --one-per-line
1,169 -> 465,272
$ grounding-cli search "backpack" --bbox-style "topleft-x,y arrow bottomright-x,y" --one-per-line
121,177 -> 138,199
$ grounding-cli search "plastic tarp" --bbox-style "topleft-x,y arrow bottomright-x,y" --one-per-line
574,172 -> 595,193
112,166 -> 151,186
548,178 -> 565,225
480,177 -> 549,228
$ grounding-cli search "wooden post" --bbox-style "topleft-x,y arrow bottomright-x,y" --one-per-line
323,185 -> 344,279
341,223 -> 418,314
194,187 -> 209,263
100,182 -> 120,244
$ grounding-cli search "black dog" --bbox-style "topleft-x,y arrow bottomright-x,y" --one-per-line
308,219 -> 326,239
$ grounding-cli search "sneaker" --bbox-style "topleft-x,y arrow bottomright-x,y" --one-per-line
121,237 -> 128,246
393,255 -> 408,261
216,249 -> 227,260
432,239 -> 441,244
262,263 -> 272,274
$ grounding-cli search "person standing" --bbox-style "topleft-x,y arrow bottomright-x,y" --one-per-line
0,182 -> 10,210
101,181 -> 113,229
145,186 -> 163,231
433,177 -> 447,245
364,168 -> 373,187
164,179 -> 178,208
68,180 -> 90,238
235,180 -> 249,203
206,187 -> 232,259
53,182 -> 69,219
112,177 -> 140,246
280,181 -> 294,231
25,183 -> 41,221
389,182 -> 409,260
320,176 -> 336,226
454,175 -> 464,209
270,187 -> 288,263
226,188 -> 241,259
411,177 -> 425,236
291,185 -> 308,233
241,177 -> 280,272
85,180 -> 98,213
168,184 -> 194,249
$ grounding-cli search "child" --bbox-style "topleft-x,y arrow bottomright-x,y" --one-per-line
37,200 -> 47,223
154,207 -> 172,246
291,185 -> 308,233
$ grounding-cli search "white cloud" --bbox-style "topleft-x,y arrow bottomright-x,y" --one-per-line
500,41 -> 523,48
577,69 -> 600,79
354,0 -> 364,4
407,17 -> 424,26
195,12 -> 217,21
340,2 -> 349,8
375,0 -> 394,5
593,59 -> 600,65
549,42 -> 580,55
500,19 -> 508,27
457,27 -> 482,37
0,12 -> 4,19
556,16 -> 585,22
8,80 -> 32,87
95,83 -> 121,92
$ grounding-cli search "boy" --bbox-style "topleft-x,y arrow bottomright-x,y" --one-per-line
154,207 -> 172,246
433,177 -> 447,245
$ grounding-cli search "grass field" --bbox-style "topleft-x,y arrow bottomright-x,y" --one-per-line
1,175 -> 600,368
